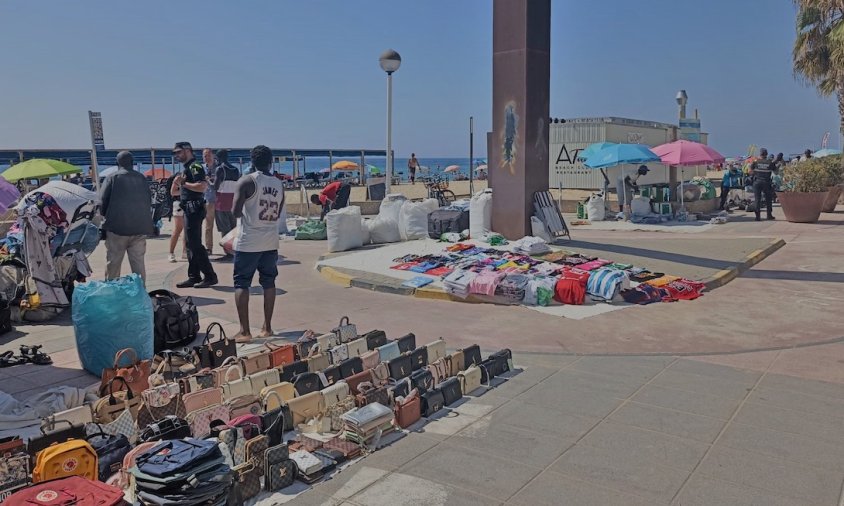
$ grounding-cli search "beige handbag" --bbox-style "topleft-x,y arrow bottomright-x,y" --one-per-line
211,356 -> 240,387
249,369 -> 281,397
222,366 -> 253,401
427,358 -> 450,386
307,352 -> 330,373
360,350 -> 380,370
183,387 -> 223,414
426,338 -> 447,362
239,350 -> 273,375
94,377 -> 141,423
372,362 -> 391,386
346,338 -> 368,358
260,382 -> 296,411
320,381 -> 350,409
287,391 -> 324,426
447,351 -> 464,377
316,332 -> 339,351
458,365 -> 482,395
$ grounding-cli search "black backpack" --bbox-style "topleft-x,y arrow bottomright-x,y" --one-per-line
149,289 -> 199,352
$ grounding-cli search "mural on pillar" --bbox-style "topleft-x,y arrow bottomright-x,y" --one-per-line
500,101 -> 519,175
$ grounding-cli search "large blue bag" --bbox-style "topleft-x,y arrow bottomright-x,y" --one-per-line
72,274 -> 154,376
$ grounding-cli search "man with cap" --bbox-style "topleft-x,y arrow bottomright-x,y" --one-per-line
172,142 -> 218,287
749,147 -> 777,221
616,165 -> 649,213
213,149 -> 240,241
100,151 -> 154,282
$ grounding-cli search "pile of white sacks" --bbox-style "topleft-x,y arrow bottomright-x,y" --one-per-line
326,190 -> 494,253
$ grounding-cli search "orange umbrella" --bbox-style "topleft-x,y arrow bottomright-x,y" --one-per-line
331,160 -> 359,171
144,167 -> 172,180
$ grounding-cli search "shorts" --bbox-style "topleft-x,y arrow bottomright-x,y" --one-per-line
172,200 -> 184,217
233,250 -> 279,289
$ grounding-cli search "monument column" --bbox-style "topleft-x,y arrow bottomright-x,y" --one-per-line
489,0 -> 551,239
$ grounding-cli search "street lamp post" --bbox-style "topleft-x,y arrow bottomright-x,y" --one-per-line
379,49 -> 401,194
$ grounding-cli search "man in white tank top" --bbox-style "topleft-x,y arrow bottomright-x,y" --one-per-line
231,145 -> 285,342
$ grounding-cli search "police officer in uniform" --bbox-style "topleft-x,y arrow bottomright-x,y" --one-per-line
749,147 -> 777,221
172,142 -> 218,287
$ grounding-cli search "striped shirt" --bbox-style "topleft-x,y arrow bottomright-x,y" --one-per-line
586,268 -> 630,301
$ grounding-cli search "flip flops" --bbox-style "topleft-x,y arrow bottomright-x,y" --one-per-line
0,345 -> 52,367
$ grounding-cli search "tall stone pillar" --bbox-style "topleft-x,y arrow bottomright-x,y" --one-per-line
489,0 -> 551,239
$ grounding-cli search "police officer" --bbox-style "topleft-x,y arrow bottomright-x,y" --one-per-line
172,142 -> 218,287
749,147 -> 777,221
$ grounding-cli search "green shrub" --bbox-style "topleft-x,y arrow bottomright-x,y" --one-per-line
781,155 -> 843,192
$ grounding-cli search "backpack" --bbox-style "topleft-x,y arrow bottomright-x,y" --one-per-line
149,290 -> 200,353
32,440 -> 98,483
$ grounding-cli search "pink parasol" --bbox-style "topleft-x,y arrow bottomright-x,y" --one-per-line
651,140 -> 725,166
444,165 -> 460,173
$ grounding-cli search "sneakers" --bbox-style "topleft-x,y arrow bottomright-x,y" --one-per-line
168,254 -> 176,263
194,276 -> 219,288
176,278 -> 201,288
767,215 -> 776,220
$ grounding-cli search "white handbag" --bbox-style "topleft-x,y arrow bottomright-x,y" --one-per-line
346,338 -> 368,358
426,338 -> 447,362
248,369 -> 281,397
329,344 -> 349,364
290,450 -> 324,475
320,381 -> 350,408
458,365 -> 482,395
222,366 -> 253,401
316,333 -> 339,351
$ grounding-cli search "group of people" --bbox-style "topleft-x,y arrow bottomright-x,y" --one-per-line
99,143 -> 286,343
719,148 -> 788,221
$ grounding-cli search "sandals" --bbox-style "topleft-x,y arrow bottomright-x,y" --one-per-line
0,345 -> 52,367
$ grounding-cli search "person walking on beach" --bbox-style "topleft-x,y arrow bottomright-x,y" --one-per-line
231,145 -> 284,342
311,180 -> 351,220
213,149 -> 239,243
750,147 -> 777,221
100,151 -> 154,282
202,148 -> 217,255
408,153 -> 419,184
172,142 -> 218,288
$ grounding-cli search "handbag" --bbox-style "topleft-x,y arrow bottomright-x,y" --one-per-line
320,382 -> 350,408
142,361 -> 182,408
326,396 -> 356,432
295,330 -> 317,361
265,342 -> 296,368
316,332 -> 339,351
245,435 -> 269,472
211,356 -> 240,387
458,365 -> 483,395
307,352 -> 330,373
138,416 -> 191,442
264,454 -> 297,491
339,356 -> 364,378
346,338 -> 368,358
183,386 -> 223,413
447,351 -> 464,377
323,436 -> 361,460
261,382 -> 296,410
151,349 -> 197,382
239,349 -> 273,375
377,341 -> 401,363
388,354 -> 413,381
195,322 -> 237,369
421,389 -> 445,417
233,461 -> 262,501
287,391 -> 324,426
43,405 -> 93,430
427,358 -> 449,386
185,403 -> 230,438
388,378 -> 411,403
221,366 -> 251,401
426,338 -> 447,362
99,348 -> 151,396
371,363 -> 391,386
364,329 -> 388,350
480,349 -> 511,382
345,369 -> 373,396
360,350 -> 380,370
248,368 -> 281,396
228,395 -> 262,418
462,344 -> 482,369
290,450 -> 323,475
354,382 -> 390,408
93,406 -> 139,444
439,377 -> 463,406
328,343 -> 349,364
332,316 -> 357,343
396,333 -> 416,354
321,365 -> 341,387
410,368 -> 434,394
230,415 -> 263,439
219,426 -> 247,466
86,427 -> 131,482
393,388 -> 421,429
280,360 -> 309,382
410,346 -> 428,371
0,437 -> 30,497
261,393 -> 292,445
293,372 -> 322,396
93,378 -> 141,424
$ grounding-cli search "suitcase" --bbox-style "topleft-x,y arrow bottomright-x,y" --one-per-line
427,209 -> 469,239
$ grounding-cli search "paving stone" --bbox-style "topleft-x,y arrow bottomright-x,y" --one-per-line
509,470 -> 655,506
569,356 -> 669,382
550,442 -> 690,504
355,432 -> 441,471
749,386 -> 844,418
544,369 -> 646,398
316,465 -> 389,502
718,422 -> 844,472
579,421 -> 708,472
516,383 -> 625,419
674,476 -> 811,506
258,489 -> 342,506
487,399 -> 599,440
651,369 -> 755,400
733,400 -> 844,444
631,383 -> 741,420
509,353 -> 580,369
483,365 -> 557,398
350,471 -> 494,506
450,420 -> 574,468
758,373 -> 844,401
416,410 -> 481,439
696,446 -> 841,506
609,402 -> 726,443
669,358 -> 762,384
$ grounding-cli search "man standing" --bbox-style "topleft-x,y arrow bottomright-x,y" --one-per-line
172,142 -> 218,288
407,153 -> 419,184
100,151 -> 154,282
213,149 -> 239,240
310,180 -> 351,220
616,165 -> 649,213
749,147 -> 777,221
202,148 -> 217,255
231,145 -> 284,342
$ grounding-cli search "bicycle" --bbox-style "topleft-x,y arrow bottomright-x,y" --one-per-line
424,176 -> 456,207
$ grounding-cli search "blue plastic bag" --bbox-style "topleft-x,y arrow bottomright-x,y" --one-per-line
72,273 -> 154,377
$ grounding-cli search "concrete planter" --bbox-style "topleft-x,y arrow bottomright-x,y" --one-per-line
822,185 -> 842,212
776,191 -> 828,223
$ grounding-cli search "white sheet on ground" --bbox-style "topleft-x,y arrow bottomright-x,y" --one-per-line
0,386 -> 97,441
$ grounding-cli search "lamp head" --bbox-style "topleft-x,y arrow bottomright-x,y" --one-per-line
379,49 -> 401,74
675,90 -> 688,106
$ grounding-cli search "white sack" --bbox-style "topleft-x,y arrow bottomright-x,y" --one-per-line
368,215 -> 401,244
470,189 -> 493,238
630,196 -> 652,216
326,206 -> 363,253
585,193 -> 606,221
360,218 -> 371,245
379,194 -> 407,223
530,216 -> 551,243
399,198 -> 438,241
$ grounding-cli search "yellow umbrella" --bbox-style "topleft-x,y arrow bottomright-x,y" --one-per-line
331,160 -> 359,171
1,159 -> 82,182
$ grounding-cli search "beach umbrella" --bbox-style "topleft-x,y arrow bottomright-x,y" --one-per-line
144,167 -> 172,180
577,142 -> 617,162
582,144 -> 659,169
444,165 -> 460,173
474,164 -> 488,172
813,148 -> 841,158
1,159 -> 81,182
0,179 -> 20,213
18,180 -> 98,217
651,140 -> 725,166
367,165 -> 382,174
98,166 -> 119,179
332,160 -> 359,171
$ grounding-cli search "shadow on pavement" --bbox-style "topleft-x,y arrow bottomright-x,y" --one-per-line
207,287 -> 287,296
741,269 -> 844,282
560,240 -> 736,270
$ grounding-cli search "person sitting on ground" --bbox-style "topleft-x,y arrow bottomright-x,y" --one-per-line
719,165 -> 742,210
310,180 -> 351,220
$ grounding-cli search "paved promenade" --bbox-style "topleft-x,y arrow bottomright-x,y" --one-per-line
1,204 -> 843,504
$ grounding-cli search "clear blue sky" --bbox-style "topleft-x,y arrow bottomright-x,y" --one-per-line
0,0 -> 837,157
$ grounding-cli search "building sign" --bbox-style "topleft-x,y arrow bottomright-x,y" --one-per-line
88,111 -> 105,151
627,132 -> 644,144
678,118 -> 701,143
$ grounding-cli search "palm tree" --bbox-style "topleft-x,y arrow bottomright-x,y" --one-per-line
793,2 -> 844,151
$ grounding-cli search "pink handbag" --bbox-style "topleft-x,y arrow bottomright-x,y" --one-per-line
186,403 -> 230,438
361,350 -> 380,370
183,387 -> 223,414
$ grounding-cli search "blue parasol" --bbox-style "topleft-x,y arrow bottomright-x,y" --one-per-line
583,144 -> 660,169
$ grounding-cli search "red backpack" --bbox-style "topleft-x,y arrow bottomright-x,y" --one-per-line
4,476 -> 124,506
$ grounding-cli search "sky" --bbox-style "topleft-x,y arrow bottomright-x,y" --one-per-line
0,0 -> 838,158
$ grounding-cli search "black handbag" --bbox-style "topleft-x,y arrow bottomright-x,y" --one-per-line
439,377 -> 463,406
264,444 -> 296,492
27,420 -> 87,457
261,404 -> 291,446
491,348 -> 513,373
480,349 -> 511,382
364,330 -> 388,350
86,427 -> 131,482
388,354 -> 413,380
410,347 -> 428,371
280,360 -> 309,383
150,289 -> 200,353
139,415 -> 192,443
292,372 -> 321,395
338,357 -> 363,379
421,389 -> 445,417
396,333 -> 416,354
461,344 -> 482,370
410,368 -> 434,394
322,365 -> 341,387
194,322 -> 237,369
388,378 -> 411,403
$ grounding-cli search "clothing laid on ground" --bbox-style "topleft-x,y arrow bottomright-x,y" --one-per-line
100,168 -> 154,237
586,268 -> 630,301
512,236 -> 551,255
469,270 -> 506,296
